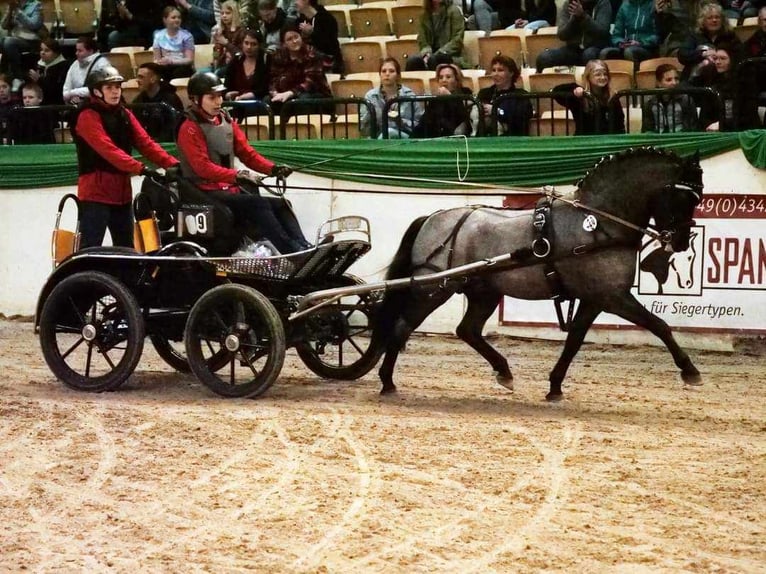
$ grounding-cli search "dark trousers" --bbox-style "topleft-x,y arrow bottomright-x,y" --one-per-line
405,52 -> 454,71
535,45 -> 602,73
210,192 -> 310,254
79,201 -> 134,249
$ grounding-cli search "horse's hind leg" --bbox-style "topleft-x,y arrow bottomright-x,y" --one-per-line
604,293 -> 701,385
457,289 -> 513,390
548,300 -> 602,401
378,289 -> 453,394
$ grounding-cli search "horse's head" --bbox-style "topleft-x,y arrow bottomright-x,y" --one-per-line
651,152 -> 703,253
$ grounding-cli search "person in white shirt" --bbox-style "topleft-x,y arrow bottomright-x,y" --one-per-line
62,36 -> 110,104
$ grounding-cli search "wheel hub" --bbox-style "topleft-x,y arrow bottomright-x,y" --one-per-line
82,324 -> 97,341
224,334 -> 240,352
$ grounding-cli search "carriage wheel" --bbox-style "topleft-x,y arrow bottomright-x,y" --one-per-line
185,284 -> 285,398
39,271 -> 145,392
295,275 -> 383,381
150,334 -> 229,374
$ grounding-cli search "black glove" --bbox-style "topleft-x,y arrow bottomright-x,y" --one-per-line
271,164 -> 293,178
141,166 -> 163,181
236,170 -> 263,189
164,164 -> 180,182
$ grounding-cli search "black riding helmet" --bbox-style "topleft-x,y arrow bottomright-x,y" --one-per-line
86,66 -> 125,94
188,72 -> 227,98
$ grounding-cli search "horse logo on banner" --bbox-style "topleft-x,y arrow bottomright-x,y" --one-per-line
638,228 -> 703,296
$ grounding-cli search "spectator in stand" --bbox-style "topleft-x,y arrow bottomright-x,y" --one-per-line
693,44 -> 760,131
722,0 -> 759,23
641,63 -> 698,132
133,62 -> 185,141
279,0 -> 298,21
215,0 -> 257,29
63,37 -> 111,105
678,2 -> 741,81
211,0 -> 245,74
654,0 -> 698,57
27,38 -> 68,105
514,0 -> 557,32
476,54 -> 532,136
224,29 -> 269,101
295,0 -> 343,74
153,6 -> 196,81
72,67 -> 179,248
174,0 -> 215,45
600,0 -> 659,68
535,0 -> 612,73
468,0 -> 524,33
360,57 -> 424,139
0,73 -> 19,143
413,63 -> 477,137
0,0 -> 43,92
257,0 -> 288,55
105,0 -> 167,50
744,5 -> 766,114
554,58 -> 626,134
407,0 -> 465,71
266,24 -> 331,115
7,81 -> 56,143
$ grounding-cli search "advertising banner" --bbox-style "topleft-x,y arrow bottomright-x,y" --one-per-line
501,194 -> 766,334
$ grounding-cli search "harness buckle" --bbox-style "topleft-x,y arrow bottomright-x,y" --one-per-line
532,212 -> 546,230
532,237 -> 551,258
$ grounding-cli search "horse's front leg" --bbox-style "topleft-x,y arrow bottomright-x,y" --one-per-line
457,290 -> 512,389
603,293 -> 702,386
548,300 -> 602,401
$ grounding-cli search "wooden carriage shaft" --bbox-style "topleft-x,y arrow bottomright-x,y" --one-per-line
291,252 -> 519,320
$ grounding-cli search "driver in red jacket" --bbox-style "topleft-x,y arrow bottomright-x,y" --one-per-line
175,71 -> 311,254
73,66 -> 179,248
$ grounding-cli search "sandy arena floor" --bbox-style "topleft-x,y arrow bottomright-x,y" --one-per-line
0,318 -> 764,573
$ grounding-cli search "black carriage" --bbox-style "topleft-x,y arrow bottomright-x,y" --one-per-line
35,177 -> 383,399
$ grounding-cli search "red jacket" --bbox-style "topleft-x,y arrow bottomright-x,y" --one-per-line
176,114 -> 274,192
75,104 -> 178,205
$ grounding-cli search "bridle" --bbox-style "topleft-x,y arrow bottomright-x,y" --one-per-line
547,175 -> 702,251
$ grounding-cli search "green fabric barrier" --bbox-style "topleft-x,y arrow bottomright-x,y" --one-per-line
739,129 -> 766,169
0,132 -> 762,190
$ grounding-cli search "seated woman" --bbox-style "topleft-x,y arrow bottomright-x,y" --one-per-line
224,29 -> 270,101
211,0 -> 246,75
28,38 -> 69,106
176,71 -> 310,254
0,0 -> 44,91
266,24 -> 332,116
360,58 -> 424,139
152,6 -> 196,81
413,63 -> 477,138
407,0 -> 466,71
691,44 -> 760,131
554,59 -> 625,135
678,2 -> 741,82
476,55 -> 532,136
641,63 -> 698,133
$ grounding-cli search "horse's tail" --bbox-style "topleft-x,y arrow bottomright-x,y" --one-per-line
371,215 -> 429,348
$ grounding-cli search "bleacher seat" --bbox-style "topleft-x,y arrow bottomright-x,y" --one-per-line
121,78 -> 140,103
170,77 -> 191,108
528,117 -> 576,136
385,37 -> 419,70
133,50 -> 155,70
390,5 -> 422,37
399,76 -> 425,95
58,0 -> 97,37
528,72 -> 576,112
477,34 -> 522,71
326,5 -> 354,38
523,29 -> 564,70
340,40 -> 384,74
194,43 -> 216,72
350,7 -> 392,37
321,115 -> 362,140
108,51 -> 135,80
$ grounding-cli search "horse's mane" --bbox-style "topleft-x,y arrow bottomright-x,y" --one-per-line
575,147 -> 682,197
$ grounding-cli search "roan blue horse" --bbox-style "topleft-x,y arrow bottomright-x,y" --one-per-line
371,147 -> 704,400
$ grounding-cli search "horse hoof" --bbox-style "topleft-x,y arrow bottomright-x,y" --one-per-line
682,372 -> 703,386
380,385 -> 397,395
545,391 -> 564,402
495,374 -> 514,391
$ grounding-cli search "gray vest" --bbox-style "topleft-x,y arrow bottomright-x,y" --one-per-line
179,110 -> 235,186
